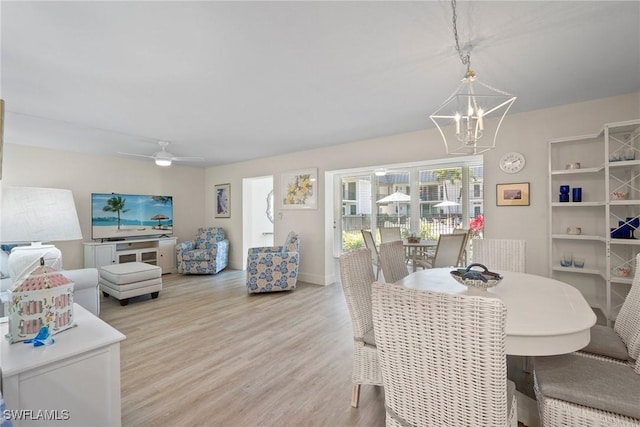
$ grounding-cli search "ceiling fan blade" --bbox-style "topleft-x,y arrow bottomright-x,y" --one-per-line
117,151 -> 155,159
172,156 -> 205,162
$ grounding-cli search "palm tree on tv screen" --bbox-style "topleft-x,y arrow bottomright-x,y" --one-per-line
103,195 -> 130,230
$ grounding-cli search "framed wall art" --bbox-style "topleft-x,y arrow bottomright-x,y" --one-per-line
215,183 -> 231,218
281,168 -> 318,209
496,182 -> 530,206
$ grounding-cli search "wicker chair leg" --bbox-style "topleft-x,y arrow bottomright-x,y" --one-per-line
351,384 -> 361,408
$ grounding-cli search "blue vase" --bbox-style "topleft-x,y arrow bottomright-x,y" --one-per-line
627,217 -> 640,238
572,187 -> 582,202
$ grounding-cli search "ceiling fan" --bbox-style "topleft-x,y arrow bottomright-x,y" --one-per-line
118,141 -> 204,166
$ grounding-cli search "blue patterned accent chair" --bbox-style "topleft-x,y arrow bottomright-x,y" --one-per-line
246,231 -> 299,293
176,227 -> 229,275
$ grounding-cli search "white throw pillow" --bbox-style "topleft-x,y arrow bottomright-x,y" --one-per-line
0,249 -> 9,278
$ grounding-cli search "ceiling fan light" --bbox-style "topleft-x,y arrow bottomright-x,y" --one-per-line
155,158 -> 172,167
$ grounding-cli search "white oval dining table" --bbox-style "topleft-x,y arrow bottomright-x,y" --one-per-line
395,268 -> 597,356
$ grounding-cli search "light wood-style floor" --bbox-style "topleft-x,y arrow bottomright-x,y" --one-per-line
100,268 -> 531,426
99,270 -> 386,427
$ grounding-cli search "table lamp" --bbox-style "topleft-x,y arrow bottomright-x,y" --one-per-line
1,186 -> 83,281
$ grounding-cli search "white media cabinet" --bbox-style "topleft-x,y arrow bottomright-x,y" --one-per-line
84,237 -> 177,274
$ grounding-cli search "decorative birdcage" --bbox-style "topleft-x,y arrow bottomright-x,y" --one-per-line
6,258 -> 75,343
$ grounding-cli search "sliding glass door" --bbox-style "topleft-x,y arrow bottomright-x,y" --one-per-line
337,157 -> 483,252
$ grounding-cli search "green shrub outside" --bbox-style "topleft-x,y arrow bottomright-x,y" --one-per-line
343,231 -> 365,251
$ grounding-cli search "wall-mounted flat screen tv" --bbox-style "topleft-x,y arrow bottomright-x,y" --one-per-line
91,193 -> 173,241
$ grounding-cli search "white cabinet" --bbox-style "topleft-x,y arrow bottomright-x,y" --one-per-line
1,304 -> 125,427
84,237 -> 177,274
548,119 -> 640,323
86,244 -> 117,268
158,238 -> 177,273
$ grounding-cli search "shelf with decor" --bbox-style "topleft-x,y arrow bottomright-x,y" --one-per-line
549,119 -> 640,324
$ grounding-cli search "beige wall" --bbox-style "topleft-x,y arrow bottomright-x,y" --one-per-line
1,145 -> 206,270
206,92 -> 640,284
3,92 -> 639,284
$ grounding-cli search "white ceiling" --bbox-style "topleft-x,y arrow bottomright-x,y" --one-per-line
2,1 -> 639,168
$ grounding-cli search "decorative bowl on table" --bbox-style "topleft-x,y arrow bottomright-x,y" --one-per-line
450,264 -> 503,290
407,236 -> 420,243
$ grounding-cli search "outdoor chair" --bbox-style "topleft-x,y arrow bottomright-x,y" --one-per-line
379,226 -> 401,243
379,240 -> 409,283
452,228 -> 471,265
361,229 -> 381,280
415,232 -> 466,269
339,248 -> 383,408
372,282 -> 517,426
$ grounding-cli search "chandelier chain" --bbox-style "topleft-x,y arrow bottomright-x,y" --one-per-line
451,0 -> 471,74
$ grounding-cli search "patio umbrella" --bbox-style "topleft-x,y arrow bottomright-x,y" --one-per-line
434,200 -> 460,230
377,192 -> 411,224
151,214 -> 169,227
434,200 -> 460,208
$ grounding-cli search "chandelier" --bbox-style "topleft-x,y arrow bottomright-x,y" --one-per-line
430,0 -> 516,155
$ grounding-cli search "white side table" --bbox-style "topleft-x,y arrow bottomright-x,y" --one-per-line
1,304 -> 126,426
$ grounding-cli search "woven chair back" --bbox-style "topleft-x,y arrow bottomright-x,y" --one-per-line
339,248 -> 376,340
471,238 -> 526,272
372,282 -> 509,426
615,253 -> 640,361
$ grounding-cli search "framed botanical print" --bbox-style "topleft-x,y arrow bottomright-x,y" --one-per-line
215,183 -> 231,218
281,168 -> 318,209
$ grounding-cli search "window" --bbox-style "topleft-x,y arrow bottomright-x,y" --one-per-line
337,157 -> 483,251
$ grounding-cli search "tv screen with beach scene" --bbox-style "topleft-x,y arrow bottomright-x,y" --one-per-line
91,193 -> 173,241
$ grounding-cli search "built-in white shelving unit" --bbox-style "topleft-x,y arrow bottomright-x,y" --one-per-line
549,119 -> 640,324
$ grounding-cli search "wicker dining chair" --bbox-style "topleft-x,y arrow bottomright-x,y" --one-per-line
577,253 -> 640,366
372,282 -> 517,427
533,253 -> 640,426
361,229 -> 381,280
534,353 -> 640,426
379,240 -> 409,283
338,248 -> 383,408
471,238 -> 526,272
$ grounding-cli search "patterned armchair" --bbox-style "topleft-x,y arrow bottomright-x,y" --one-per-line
176,227 -> 229,275
246,232 -> 299,293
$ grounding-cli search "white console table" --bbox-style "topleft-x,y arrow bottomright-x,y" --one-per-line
1,304 -> 126,426
84,237 -> 177,274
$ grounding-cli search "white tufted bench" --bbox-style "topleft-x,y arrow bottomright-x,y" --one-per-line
99,262 -> 162,306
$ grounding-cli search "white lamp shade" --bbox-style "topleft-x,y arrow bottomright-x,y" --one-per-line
1,186 -> 83,243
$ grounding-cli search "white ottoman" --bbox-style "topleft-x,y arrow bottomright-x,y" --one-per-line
99,262 -> 162,306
